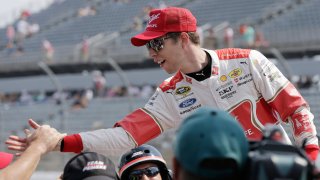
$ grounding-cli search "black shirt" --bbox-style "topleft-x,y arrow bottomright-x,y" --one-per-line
186,51 -> 212,81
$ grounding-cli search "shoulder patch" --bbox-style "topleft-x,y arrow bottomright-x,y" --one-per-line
159,72 -> 183,92
215,48 -> 251,60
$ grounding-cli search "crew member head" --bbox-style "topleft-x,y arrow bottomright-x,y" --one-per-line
118,144 -> 171,180
61,152 -> 118,180
173,107 -> 249,180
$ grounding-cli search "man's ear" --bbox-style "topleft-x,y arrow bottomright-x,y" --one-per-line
180,32 -> 190,48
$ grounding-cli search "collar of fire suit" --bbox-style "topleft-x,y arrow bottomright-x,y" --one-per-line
186,51 -> 212,81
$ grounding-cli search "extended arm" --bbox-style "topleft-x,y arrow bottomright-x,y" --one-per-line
7,89 -> 174,157
2,120 -> 64,179
1,142 -> 45,179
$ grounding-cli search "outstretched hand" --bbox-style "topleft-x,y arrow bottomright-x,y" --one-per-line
6,119 -> 39,154
6,119 -> 65,155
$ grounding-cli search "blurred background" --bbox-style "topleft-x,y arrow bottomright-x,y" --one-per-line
0,0 -> 320,179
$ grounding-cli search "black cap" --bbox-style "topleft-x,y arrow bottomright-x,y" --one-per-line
62,152 -> 118,180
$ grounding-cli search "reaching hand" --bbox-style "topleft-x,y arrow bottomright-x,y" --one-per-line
6,119 -> 66,155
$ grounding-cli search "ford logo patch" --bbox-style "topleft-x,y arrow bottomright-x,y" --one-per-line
179,98 -> 197,108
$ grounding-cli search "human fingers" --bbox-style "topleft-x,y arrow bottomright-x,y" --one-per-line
6,135 -> 27,151
6,140 -> 27,151
24,129 -> 32,137
28,119 -> 40,129
5,139 -> 27,147
7,135 -> 27,143
7,145 -> 27,151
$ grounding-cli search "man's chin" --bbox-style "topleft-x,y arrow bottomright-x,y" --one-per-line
164,69 -> 177,74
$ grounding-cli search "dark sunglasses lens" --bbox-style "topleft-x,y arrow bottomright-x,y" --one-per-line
128,167 -> 160,180
145,167 -> 160,177
153,39 -> 163,52
128,169 -> 144,180
146,38 -> 164,52
146,42 -> 151,49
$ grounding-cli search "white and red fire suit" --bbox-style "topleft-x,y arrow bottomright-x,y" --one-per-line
62,48 -> 319,160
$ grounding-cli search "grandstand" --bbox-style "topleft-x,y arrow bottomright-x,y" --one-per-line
0,0 -> 319,74
0,0 -> 320,177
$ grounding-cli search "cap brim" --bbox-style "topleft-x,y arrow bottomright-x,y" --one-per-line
0,152 -> 14,169
131,31 -> 166,46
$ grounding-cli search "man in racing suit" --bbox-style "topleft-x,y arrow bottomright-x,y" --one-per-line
7,7 -> 319,161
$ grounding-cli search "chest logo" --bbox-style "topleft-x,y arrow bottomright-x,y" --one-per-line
179,98 -> 197,108
220,75 -> 227,82
175,86 -> 191,96
228,68 -> 242,79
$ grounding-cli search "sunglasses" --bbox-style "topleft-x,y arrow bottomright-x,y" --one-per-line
145,35 -> 172,52
128,166 -> 160,180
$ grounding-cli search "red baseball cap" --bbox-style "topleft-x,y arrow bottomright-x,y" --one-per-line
0,152 -> 14,169
131,7 -> 197,46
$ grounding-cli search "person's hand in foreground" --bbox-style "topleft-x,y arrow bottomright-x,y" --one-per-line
1,119 -> 66,179
6,119 -> 65,155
